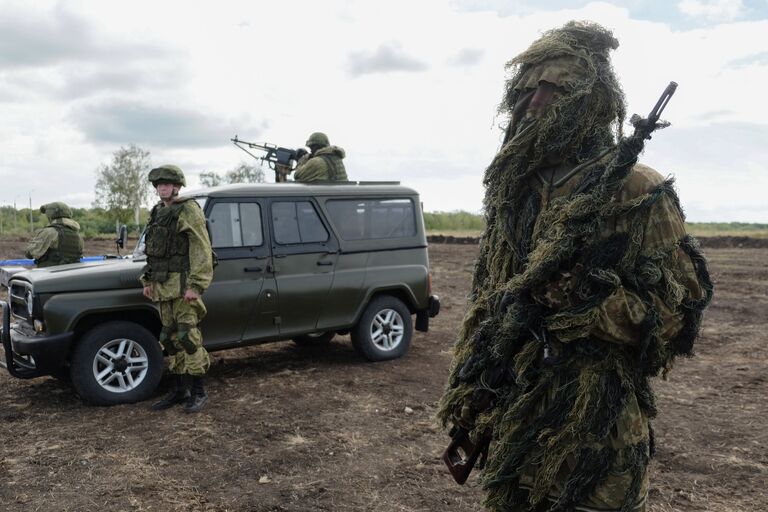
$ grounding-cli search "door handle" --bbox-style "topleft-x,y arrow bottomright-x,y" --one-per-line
244,266 -> 263,272
316,261 -> 333,266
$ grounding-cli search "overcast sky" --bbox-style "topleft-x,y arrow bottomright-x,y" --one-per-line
1,0 -> 767,222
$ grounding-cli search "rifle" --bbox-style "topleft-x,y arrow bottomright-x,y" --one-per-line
443,425 -> 492,484
231,136 -> 307,182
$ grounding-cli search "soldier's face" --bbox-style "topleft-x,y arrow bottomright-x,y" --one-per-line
156,182 -> 180,200
510,81 -> 559,136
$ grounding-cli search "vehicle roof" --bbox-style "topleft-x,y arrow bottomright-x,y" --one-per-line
183,182 -> 419,199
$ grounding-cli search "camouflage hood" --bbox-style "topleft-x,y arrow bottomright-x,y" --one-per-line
50,217 -> 81,230
315,145 -> 345,159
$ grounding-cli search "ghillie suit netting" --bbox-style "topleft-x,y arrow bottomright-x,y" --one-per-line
437,21 -> 713,511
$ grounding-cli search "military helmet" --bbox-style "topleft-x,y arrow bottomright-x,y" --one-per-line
305,132 -> 330,148
148,164 -> 186,187
40,202 -> 73,219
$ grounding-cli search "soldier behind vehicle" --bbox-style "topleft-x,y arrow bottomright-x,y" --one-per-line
293,132 -> 348,182
140,164 -> 214,413
24,202 -> 84,267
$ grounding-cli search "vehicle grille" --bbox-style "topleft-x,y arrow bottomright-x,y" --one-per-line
9,281 -> 31,320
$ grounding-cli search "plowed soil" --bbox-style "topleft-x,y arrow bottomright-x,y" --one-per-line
0,239 -> 766,511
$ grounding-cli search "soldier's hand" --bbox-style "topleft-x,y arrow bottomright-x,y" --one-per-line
531,266 -> 583,311
142,286 -> 153,300
184,288 -> 200,303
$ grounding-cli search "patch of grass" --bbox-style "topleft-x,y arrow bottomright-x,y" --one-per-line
686,223 -> 768,239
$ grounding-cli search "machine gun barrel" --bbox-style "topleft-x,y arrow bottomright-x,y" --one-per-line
231,135 -> 305,182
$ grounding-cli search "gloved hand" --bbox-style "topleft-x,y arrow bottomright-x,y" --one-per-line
531,264 -> 583,311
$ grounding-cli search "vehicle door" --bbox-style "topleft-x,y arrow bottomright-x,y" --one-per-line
269,198 -> 339,336
199,199 -> 279,346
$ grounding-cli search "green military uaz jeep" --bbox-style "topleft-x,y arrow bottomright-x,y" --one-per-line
1,182 -> 440,405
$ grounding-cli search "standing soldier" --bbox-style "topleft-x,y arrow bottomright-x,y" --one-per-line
293,132 -> 348,182
438,22 -> 713,511
25,202 -> 84,267
140,165 -> 214,413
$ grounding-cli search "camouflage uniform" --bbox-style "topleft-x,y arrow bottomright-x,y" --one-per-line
294,132 -> 348,182
24,202 -> 83,267
437,22 -> 713,511
141,199 -> 213,375
140,165 -> 214,412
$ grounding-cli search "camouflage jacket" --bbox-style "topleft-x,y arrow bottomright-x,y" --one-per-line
439,150 -> 713,511
24,218 -> 83,265
140,199 -> 213,301
294,146 -> 348,182
529,160 -> 705,345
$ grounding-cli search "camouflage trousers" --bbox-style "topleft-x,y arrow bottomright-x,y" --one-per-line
512,392 -> 650,512
157,297 -> 210,376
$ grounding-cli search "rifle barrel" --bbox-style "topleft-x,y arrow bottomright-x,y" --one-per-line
648,81 -> 677,123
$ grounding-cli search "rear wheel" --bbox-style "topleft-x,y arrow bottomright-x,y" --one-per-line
292,331 -> 335,346
351,295 -> 412,361
70,321 -> 163,405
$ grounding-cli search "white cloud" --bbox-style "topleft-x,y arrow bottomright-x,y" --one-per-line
347,43 -> 429,77
677,0 -> 745,21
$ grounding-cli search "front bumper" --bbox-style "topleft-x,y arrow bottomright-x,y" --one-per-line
415,294 -> 441,332
1,300 -> 74,379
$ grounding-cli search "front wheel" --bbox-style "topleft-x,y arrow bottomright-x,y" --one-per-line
351,295 -> 412,361
70,321 -> 164,405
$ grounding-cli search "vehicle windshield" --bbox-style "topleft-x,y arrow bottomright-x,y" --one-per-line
132,232 -> 147,260
131,196 -> 208,260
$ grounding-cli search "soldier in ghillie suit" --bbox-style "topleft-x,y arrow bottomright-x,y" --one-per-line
293,132 -> 348,182
25,202 -> 84,267
140,165 -> 214,413
437,21 -> 713,511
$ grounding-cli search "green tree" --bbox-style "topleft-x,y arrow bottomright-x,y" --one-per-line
199,172 -> 223,187
93,145 -> 152,225
198,162 -> 264,187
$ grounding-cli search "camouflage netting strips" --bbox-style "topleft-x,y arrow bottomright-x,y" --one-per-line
436,21 -> 713,511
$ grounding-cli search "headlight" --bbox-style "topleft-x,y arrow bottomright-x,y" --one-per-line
25,290 -> 34,317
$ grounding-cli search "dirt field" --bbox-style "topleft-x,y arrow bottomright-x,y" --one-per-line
0,239 -> 766,511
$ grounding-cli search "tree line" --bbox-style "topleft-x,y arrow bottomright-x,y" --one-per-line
3,144 -> 764,238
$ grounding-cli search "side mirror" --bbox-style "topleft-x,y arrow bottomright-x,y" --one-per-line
116,225 -> 128,249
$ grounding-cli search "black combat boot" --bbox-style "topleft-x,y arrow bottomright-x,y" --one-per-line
150,374 -> 190,411
183,376 -> 208,413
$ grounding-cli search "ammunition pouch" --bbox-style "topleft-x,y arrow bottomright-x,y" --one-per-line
159,326 -> 178,355
145,200 -> 192,283
177,323 -> 198,355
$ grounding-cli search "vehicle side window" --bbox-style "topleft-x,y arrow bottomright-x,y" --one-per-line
240,203 -> 263,246
209,202 -> 263,248
272,201 -> 329,245
326,198 -> 416,240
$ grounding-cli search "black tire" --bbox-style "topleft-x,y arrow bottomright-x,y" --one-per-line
351,295 -> 412,361
292,331 -> 335,346
70,321 -> 164,406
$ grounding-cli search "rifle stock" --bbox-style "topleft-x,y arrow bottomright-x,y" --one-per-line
443,426 -> 491,485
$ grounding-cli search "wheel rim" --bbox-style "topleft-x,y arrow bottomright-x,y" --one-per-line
92,338 -> 149,393
370,308 -> 405,352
